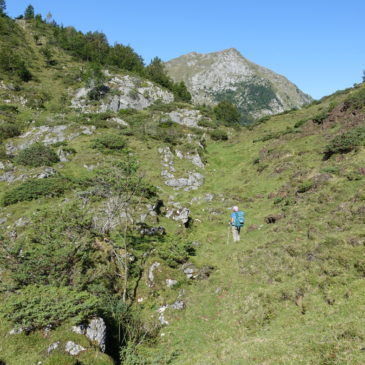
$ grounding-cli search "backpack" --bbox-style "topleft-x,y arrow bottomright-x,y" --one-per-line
233,211 -> 245,227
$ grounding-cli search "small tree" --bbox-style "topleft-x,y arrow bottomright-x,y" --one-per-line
24,4 -> 34,20
0,0 -> 6,14
362,70 -> 365,83
145,57 -> 173,90
173,81 -> 192,102
214,100 -> 241,124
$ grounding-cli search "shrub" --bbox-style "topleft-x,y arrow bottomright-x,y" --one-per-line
2,177 -> 70,206
209,129 -> 228,141
197,119 -> 218,128
297,180 -> 314,193
324,127 -> 365,159
312,111 -> 328,124
156,240 -> 195,268
342,87 -> 365,110
0,123 -> 21,141
15,144 -> 59,167
294,119 -> 308,128
214,101 -> 241,124
0,285 -> 99,330
91,134 -> 127,151
321,166 -> 339,174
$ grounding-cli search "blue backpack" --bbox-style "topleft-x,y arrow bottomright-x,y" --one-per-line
233,211 -> 245,227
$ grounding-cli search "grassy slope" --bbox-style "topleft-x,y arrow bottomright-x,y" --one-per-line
140,88 -> 365,364
1,17 -> 365,365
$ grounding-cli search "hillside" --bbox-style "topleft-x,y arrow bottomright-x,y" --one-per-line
165,48 -> 312,123
1,11 -> 365,365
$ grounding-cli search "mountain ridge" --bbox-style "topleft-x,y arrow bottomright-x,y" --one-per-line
165,48 -> 312,123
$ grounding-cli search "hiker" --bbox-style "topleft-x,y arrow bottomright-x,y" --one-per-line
229,206 -> 245,242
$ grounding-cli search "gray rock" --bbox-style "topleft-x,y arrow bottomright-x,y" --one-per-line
86,318 -> 106,352
183,267 -> 195,279
170,300 -> 185,310
110,117 -> 129,127
9,327 -> 23,335
165,172 -> 204,191
167,109 -> 202,128
157,305 -> 169,325
14,217 -> 29,227
148,262 -> 160,287
205,193 -> 214,201
172,207 -> 190,225
166,279 -> 178,288
0,161 -> 5,169
36,167 -> 57,179
65,341 -> 85,356
47,341 -> 60,354
72,324 -> 87,335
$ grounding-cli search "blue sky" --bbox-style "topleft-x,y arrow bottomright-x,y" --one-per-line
6,0 -> 365,99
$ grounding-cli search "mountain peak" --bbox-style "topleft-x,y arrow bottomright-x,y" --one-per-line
165,49 -> 311,122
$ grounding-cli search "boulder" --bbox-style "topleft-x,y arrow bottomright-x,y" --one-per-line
167,109 -> 202,128
47,341 -> 60,354
86,318 -> 106,352
166,279 -> 178,288
65,341 -> 85,356
147,262 -> 160,287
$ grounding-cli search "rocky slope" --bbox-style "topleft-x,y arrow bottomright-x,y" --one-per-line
165,48 -> 312,122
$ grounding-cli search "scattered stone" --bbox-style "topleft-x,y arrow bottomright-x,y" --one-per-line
36,167 -> 57,179
158,305 -> 169,325
9,327 -> 23,335
140,225 -> 166,236
172,207 -> 190,226
148,262 -> 160,287
165,172 -> 204,191
72,324 -> 87,335
170,300 -> 185,310
166,279 -> 178,288
65,341 -> 85,356
205,193 -> 214,202
47,341 -> 60,354
110,117 -> 129,127
191,240 -> 201,247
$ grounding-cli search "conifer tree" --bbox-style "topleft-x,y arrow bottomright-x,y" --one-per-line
0,0 -> 6,14
24,4 -> 34,19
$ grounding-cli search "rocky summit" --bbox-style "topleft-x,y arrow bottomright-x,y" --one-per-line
165,48 -> 312,122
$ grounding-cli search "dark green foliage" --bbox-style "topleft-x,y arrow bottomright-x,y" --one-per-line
24,4 -> 34,20
107,43 -> 144,73
88,85 -> 110,100
214,100 -> 241,124
40,45 -> 56,66
145,57 -> 173,90
0,204 -> 98,288
157,240 -> 195,268
324,127 -> 365,159
92,134 -> 127,151
173,81 -> 192,102
0,0 -> 6,14
312,111 -> 328,124
342,87 -> 365,110
2,177 -> 70,206
294,119 -> 308,128
0,123 -> 21,141
15,144 -> 59,167
0,285 -> 99,330
82,62 -> 106,88
209,129 -> 228,141
297,180 -> 314,193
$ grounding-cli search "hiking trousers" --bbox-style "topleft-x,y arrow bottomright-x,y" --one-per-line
231,226 -> 241,242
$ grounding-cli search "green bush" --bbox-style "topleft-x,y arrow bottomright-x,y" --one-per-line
324,127 -> 365,159
197,119 -> 218,128
209,129 -> 228,141
321,166 -> 339,174
294,119 -> 308,128
156,240 -> 195,268
312,111 -> 328,124
92,134 -> 127,151
2,177 -> 70,206
0,123 -> 21,141
213,100 -> 241,124
15,143 -> 59,167
0,285 -> 99,330
297,180 -> 314,193
342,87 -> 365,110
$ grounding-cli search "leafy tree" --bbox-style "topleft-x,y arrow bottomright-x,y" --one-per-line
108,43 -> 144,73
0,0 -> 6,14
362,70 -> 365,83
24,4 -> 34,19
145,57 -> 173,89
214,100 -> 241,124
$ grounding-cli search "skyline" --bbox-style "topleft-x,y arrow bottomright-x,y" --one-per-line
6,0 -> 365,99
